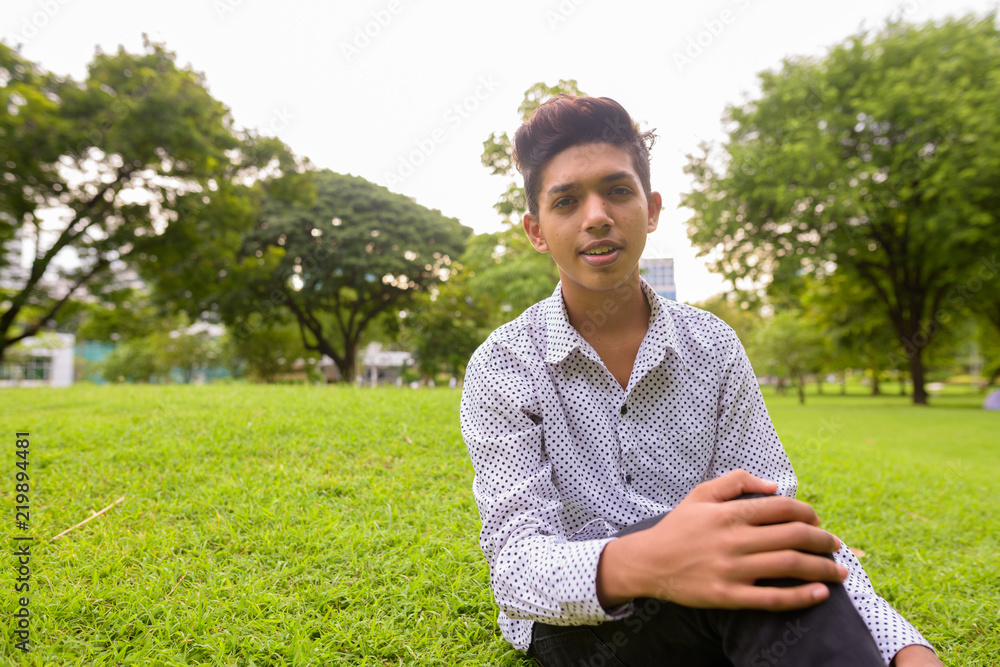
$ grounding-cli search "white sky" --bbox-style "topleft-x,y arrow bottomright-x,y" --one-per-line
2,0 -> 996,302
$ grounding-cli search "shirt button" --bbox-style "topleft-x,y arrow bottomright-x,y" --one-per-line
626,474 -> 632,484
620,404 -> 628,416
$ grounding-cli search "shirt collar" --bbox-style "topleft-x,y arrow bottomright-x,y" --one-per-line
542,283 -> 581,365
542,279 -> 686,370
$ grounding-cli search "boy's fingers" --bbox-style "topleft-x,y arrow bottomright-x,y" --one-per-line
738,550 -> 848,584
726,496 -> 823,528
726,582 -> 831,612
739,522 -> 842,557
690,469 -> 779,503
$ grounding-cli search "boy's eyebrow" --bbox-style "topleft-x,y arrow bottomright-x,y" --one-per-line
545,171 -> 637,198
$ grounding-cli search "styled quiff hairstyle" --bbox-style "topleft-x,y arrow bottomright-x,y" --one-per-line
512,95 -> 656,218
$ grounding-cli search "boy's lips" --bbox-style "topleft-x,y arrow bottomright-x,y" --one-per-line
579,243 -> 624,266
579,241 -> 623,256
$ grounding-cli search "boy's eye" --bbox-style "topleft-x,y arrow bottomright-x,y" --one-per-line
552,197 -> 575,209
610,186 -> 632,196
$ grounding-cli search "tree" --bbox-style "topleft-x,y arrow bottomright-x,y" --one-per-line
977,315 -> 1000,387
462,226 -> 558,324
75,286 -> 161,342
796,275 -> 903,395
749,309 -> 831,405
166,169 -> 470,383
403,274 -> 486,379
682,15 -> 1000,404
977,275 -> 1000,384
152,323 -> 217,384
100,337 -> 159,383
95,313 -> 218,384
266,170 -> 469,381
222,320 -> 318,383
688,293 -> 759,349
0,37 -> 284,363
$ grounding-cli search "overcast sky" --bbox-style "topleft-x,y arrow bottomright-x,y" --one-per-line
3,0 -> 996,302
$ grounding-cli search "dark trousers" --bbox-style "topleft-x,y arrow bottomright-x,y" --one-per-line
529,509 -> 885,667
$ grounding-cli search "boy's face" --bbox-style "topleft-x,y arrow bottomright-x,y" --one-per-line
523,141 -> 662,297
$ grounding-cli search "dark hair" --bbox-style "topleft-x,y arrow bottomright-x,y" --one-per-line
512,95 -> 656,218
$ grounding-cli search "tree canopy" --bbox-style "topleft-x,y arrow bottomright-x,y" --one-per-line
0,37 -> 289,362
682,14 -> 1000,404
155,169 -> 470,382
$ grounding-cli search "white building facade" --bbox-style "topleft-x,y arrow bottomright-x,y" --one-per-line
0,333 -> 75,387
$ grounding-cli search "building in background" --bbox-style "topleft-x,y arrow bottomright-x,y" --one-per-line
319,342 -> 412,386
639,257 -> 676,301
0,333 -> 75,387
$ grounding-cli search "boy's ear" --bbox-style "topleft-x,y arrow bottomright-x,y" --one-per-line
523,212 -> 549,253
647,192 -> 663,233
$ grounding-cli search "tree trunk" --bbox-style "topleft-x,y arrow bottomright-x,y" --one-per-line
908,351 -> 928,405
796,374 -> 806,405
775,377 -> 786,395
871,372 -> 881,396
816,375 -> 824,395
331,352 -> 356,383
333,337 -> 359,384
840,371 -> 847,395
289,303 -> 362,384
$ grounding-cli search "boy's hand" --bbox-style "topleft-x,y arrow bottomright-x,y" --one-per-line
891,645 -> 943,666
597,469 -> 846,610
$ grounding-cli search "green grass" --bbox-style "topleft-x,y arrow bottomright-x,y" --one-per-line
1,384 -> 997,665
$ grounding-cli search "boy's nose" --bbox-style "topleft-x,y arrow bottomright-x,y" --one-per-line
581,194 -> 612,231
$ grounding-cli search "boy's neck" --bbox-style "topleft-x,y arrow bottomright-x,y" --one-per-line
561,270 -> 651,347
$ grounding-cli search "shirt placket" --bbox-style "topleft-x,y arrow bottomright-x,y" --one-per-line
618,396 -> 633,486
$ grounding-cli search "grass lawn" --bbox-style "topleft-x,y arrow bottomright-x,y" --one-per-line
1,384 -> 997,665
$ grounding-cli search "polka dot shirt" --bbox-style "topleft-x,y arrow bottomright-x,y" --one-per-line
459,280 -> 932,663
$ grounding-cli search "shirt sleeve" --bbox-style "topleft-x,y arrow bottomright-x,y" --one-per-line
833,540 -> 934,663
708,323 -> 934,664
707,322 -> 798,496
460,340 -> 628,630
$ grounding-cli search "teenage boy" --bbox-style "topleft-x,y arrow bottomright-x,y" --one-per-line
460,95 -> 941,666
